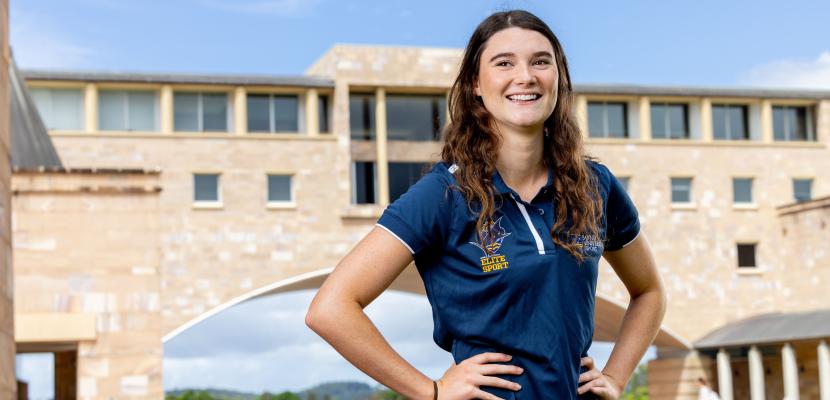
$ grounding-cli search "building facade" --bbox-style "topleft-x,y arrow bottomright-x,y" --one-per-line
8,45 -> 830,399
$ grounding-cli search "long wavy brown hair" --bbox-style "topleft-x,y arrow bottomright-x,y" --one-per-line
441,9 -> 602,262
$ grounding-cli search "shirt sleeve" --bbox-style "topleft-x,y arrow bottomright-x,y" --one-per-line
599,163 -> 641,251
375,169 -> 454,257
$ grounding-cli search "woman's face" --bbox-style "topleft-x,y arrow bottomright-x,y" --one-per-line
474,27 -> 559,134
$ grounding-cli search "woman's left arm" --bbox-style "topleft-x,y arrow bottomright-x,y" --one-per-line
577,232 -> 667,398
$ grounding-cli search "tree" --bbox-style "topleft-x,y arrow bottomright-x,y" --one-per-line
621,364 -> 649,400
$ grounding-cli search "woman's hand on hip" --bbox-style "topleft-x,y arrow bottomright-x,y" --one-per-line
436,352 -> 523,400
577,356 -> 623,399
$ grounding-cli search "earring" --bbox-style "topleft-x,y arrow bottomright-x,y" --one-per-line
544,127 -> 549,138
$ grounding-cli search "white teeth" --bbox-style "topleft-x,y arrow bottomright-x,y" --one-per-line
508,94 -> 539,101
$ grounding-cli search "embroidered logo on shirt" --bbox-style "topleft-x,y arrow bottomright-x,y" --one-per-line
570,233 -> 604,257
469,216 -> 512,273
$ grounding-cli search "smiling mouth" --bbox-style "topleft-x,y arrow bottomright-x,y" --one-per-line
506,94 -> 542,104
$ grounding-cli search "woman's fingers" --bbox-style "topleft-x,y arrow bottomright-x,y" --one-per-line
475,375 -> 522,392
580,356 -> 595,370
577,376 -> 605,395
470,352 -> 513,364
478,363 -> 524,376
474,389 -> 506,400
578,368 -> 602,383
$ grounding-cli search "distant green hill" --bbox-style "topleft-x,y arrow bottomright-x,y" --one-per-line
166,381 -> 400,400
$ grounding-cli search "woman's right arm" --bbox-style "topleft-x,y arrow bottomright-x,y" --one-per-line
305,226 -> 523,400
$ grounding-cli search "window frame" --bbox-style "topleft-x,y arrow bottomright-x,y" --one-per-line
792,178 -> 813,203
174,91 -> 231,133
736,242 -> 758,269
351,161 -> 378,205
385,92 -> 448,142
266,172 -> 296,209
772,105 -> 814,142
670,177 -> 694,206
192,172 -> 223,209
651,102 -> 690,140
587,101 -> 629,139
98,89 -> 160,132
712,103 -> 749,141
29,86 -> 85,131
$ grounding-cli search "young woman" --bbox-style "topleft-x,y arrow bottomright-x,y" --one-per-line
306,9 -> 666,400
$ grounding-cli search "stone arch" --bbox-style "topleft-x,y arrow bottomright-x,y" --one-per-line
163,265 -> 692,350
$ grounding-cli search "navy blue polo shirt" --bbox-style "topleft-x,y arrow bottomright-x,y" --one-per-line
376,160 -> 640,399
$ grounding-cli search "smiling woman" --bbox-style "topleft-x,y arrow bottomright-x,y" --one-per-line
306,9 -> 666,400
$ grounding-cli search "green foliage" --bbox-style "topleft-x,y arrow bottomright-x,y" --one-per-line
368,389 -> 406,400
621,364 -> 649,400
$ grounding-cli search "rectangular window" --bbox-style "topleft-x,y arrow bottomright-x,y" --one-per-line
174,92 -> 229,132
99,90 -> 157,131
350,93 -> 376,140
793,178 -> 813,202
671,177 -> 692,203
246,94 -> 299,133
732,178 -> 753,204
712,104 -> 748,140
737,243 -> 757,268
30,88 -> 83,130
352,162 -> 376,204
267,174 -> 293,203
194,173 -> 220,202
318,95 -> 329,133
651,103 -> 689,139
388,162 -> 430,203
588,101 -> 628,138
386,94 -> 447,141
773,106 -> 812,141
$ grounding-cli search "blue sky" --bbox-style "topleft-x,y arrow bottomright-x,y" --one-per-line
10,0 -> 830,88
10,0 -> 830,397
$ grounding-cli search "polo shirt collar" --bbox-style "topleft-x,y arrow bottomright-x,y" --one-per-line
492,164 -> 555,196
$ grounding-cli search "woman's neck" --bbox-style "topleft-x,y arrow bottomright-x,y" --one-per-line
494,126 -> 547,197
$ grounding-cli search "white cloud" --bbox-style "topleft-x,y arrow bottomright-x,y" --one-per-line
9,6 -> 96,70
200,0 -> 323,16
738,51 -> 830,89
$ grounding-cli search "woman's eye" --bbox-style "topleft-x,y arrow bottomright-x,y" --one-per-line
497,61 -> 511,67
534,59 -> 551,65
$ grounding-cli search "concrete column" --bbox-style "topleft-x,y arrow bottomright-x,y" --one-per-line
701,97 -> 713,142
233,86 -> 246,135
375,87 -> 389,206
84,83 -> 97,132
760,99 -> 773,143
782,342 -> 800,400
819,340 -> 830,400
748,345 -> 765,400
639,96 -> 651,141
160,85 -> 173,134
717,348 -> 734,400
306,88 -> 319,136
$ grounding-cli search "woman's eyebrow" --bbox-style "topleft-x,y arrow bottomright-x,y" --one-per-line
489,51 -> 553,62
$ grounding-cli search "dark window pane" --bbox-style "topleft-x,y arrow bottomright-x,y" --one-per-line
202,93 -> 228,132
387,94 -> 438,141
99,91 -> 127,131
712,105 -> 726,140
737,244 -> 756,268
353,162 -> 376,204
794,107 -> 807,140
668,104 -> 687,139
247,94 -> 271,132
318,95 -> 329,133
128,91 -> 157,131
588,102 -> 606,138
651,104 -> 667,139
388,162 -> 430,202
728,106 -> 747,140
436,96 -> 447,138
349,94 -> 375,140
733,178 -> 753,203
174,93 -> 199,131
267,175 -> 292,202
793,179 -> 812,202
194,174 -> 219,202
671,178 -> 692,203
273,95 -> 299,132
606,103 -> 627,138
773,106 -> 786,140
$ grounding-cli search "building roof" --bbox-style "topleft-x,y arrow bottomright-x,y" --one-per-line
10,60 -> 63,170
19,68 -> 830,99
20,69 -> 335,88
695,309 -> 830,349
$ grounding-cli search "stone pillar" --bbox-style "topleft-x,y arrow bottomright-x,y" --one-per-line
701,97 -> 713,142
782,342 -> 800,400
54,350 -> 77,400
819,340 -> 830,400
375,87 -> 389,206
83,83 -> 97,132
160,85 -> 174,134
717,348 -> 734,400
639,96 -> 651,141
233,86 -> 246,135
748,345 -> 765,400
